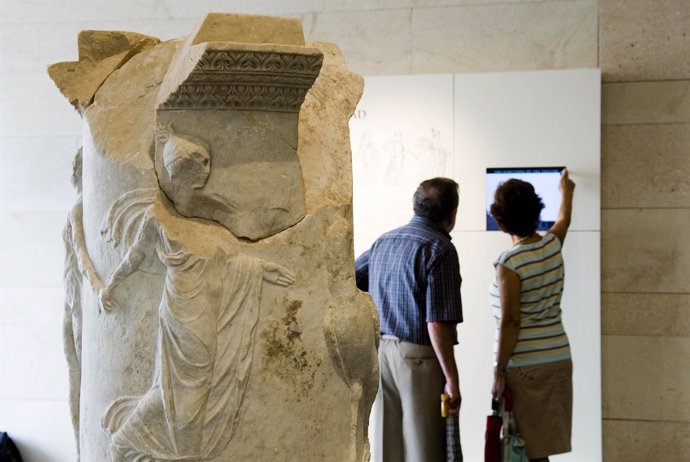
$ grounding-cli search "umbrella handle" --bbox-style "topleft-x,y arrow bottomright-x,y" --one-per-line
441,393 -> 449,418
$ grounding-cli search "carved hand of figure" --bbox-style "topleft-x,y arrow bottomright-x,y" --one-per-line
263,263 -> 296,287
98,285 -> 115,312
92,280 -> 106,313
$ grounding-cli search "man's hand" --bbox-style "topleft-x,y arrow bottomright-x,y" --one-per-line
428,321 -> 461,415
444,381 -> 462,415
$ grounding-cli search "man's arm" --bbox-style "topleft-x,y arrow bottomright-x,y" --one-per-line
428,321 -> 460,415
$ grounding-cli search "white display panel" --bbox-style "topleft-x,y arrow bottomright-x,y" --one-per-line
352,69 -> 601,462
454,69 -> 601,232
350,74 -> 455,255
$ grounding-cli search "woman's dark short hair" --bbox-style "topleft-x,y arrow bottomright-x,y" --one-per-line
490,179 -> 544,236
413,177 -> 459,223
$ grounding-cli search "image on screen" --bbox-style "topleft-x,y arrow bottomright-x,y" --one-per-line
486,167 -> 565,231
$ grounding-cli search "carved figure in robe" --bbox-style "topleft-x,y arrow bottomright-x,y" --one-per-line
62,147 -> 106,459
98,130 -> 295,461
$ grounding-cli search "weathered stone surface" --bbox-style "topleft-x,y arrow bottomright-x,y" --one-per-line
601,123 -> 690,208
602,293 -> 690,337
299,41 -> 364,211
603,80 -> 690,125
77,30 -> 160,62
189,12 -> 306,46
411,0 -> 598,73
49,13 -> 378,462
600,0 -> 690,81
604,419 -> 690,462
48,30 -> 159,113
603,335 -> 690,422
602,208 -> 690,294
152,14 -> 323,240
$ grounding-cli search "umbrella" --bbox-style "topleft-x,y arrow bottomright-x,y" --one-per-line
441,393 -> 463,462
484,398 -> 502,462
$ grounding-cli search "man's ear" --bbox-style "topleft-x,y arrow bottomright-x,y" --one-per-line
445,207 -> 458,232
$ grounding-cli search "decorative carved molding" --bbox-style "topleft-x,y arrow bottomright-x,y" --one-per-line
159,50 -> 323,112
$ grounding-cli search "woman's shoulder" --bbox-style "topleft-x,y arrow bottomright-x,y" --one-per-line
496,233 -> 559,268
494,246 -> 522,270
542,232 -> 562,250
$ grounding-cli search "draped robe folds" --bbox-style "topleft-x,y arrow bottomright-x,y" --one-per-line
63,208 -> 83,447
102,200 -> 265,461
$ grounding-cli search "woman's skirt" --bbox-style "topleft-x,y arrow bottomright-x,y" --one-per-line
505,359 -> 573,459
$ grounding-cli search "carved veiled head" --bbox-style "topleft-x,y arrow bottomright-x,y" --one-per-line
158,124 -> 211,190
153,14 -> 323,241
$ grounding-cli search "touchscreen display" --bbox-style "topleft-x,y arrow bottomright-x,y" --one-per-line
486,167 -> 565,231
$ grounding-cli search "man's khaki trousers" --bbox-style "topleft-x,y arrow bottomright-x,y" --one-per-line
372,337 -> 446,462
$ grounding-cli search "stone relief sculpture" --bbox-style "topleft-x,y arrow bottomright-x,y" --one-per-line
50,13 -> 378,461
99,188 -> 294,461
62,147 -> 106,459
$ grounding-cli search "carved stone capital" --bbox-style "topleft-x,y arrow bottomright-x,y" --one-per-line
158,49 -> 323,112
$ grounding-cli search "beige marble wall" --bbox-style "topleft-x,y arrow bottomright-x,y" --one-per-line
600,0 -> 690,460
2,0 -> 689,460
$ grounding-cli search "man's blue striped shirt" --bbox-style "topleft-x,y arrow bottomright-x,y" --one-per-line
355,215 -> 463,345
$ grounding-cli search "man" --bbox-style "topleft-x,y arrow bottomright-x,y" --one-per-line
356,177 -> 463,461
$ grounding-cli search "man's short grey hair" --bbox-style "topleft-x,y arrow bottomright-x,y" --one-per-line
413,177 -> 459,223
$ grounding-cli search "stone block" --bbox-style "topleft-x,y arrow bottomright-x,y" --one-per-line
602,335 -> 690,421
602,209 -> 690,293
602,293 -> 690,337
49,30 -> 160,112
302,9 -> 413,75
603,80 -> 690,125
0,20 -> 196,74
322,0 -> 414,10
411,0 -> 597,73
162,0 -> 325,18
604,419 -> 690,462
51,14 -> 379,461
0,1 -> 169,24
600,0 -> 690,81
602,124 -> 690,208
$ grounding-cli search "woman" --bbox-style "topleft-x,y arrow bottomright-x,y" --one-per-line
489,169 -> 576,462
97,123 -> 295,461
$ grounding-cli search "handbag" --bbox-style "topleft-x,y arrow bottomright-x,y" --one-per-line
501,388 -> 528,462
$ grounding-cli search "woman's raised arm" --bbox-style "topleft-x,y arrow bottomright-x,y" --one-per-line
549,168 -> 576,244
